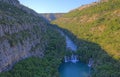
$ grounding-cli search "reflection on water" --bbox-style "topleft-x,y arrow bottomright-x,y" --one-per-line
59,62 -> 90,77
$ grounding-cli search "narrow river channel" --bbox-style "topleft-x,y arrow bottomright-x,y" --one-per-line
59,30 -> 90,77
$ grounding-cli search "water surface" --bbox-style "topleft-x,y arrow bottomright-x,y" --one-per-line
58,30 -> 77,51
65,36 -> 77,51
59,62 -> 90,77
58,29 -> 90,77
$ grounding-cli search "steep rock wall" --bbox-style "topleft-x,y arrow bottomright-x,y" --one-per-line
0,0 -> 48,72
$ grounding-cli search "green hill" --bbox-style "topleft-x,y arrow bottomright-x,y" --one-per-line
0,0 -> 66,77
53,0 -> 120,77
40,13 -> 65,22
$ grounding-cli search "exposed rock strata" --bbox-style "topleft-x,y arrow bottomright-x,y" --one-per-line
0,0 -> 48,72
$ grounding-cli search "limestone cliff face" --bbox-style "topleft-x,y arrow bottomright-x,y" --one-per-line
0,0 -> 48,72
0,24 -> 46,72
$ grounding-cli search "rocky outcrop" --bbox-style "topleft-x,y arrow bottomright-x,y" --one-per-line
71,0 -> 109,12
0,0 -> 48,72
0,24 -> 46,72
78,2 -> 97,11
100,0 -> 109,2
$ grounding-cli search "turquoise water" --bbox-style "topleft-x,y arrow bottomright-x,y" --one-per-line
58,30 -> 90,77
59,62 -> 90,77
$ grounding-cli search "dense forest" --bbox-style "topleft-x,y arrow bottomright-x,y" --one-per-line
0,26 -> 66,77
53,0 -> 120,77
0,0 -> 66,77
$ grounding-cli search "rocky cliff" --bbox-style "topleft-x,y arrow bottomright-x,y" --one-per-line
0,0 -> 50,72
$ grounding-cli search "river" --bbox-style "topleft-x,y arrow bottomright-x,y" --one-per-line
58,30 -> 77,51
59,30 -> 90,77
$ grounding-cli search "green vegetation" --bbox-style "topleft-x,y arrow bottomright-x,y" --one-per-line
5,30 -> 30,47
0,1 -> 66,77
40,13 -> 65,22
0,26 -> 66,77
53,0 -> 120,77
0,1 -> 45,25
0,1 -> 47,47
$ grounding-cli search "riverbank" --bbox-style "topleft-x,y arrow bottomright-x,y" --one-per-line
57,27 -> 91,77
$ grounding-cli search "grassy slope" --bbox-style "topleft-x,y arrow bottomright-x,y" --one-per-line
53,0 -> 120,59
53,0 -> 120,77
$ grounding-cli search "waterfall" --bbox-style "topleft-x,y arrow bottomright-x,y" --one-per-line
64,56 -> 68,62
64,54 -> 79,63
71,54 -> 79,63
88,58 -> 93,67
58,29 -> 79,63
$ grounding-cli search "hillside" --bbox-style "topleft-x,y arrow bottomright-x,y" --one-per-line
0,0 -> 66,76
40,13 -> 65,22
53,0 -> 120,77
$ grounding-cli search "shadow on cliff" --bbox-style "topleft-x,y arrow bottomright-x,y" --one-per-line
52,24 -> 120,76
